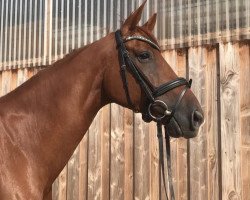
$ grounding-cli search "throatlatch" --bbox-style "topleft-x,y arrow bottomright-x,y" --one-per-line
115,30 -> 193,200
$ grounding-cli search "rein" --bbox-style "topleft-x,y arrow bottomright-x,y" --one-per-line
115,30 -> 192,200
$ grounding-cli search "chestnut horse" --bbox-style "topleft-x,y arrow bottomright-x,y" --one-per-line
0,2 -> 203,200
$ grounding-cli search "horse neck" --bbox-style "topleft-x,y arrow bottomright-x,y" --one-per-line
1,33 -> 114,183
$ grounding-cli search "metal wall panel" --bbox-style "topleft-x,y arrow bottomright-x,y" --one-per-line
0,0 -> 46,69
0,0 -> 249,70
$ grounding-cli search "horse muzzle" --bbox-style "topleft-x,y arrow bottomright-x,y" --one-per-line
143,99 -> 204,138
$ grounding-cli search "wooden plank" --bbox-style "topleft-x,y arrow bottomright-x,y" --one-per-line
17,68 -> 28,86
78,131 -> 89,200
52,179 -> 59,200
100,105 -> 111,200
1,70 -> 11,95
27,68 -> 35,79
239,42 -> 250,199
149,122 -> 159,200
134,113 -> 150,200
241,116 -> 250,146
188,47 -> 208,200
239,42 -> 250,146
33,66 -> 41,75
66,147 -> 80,200
11,69 -> 18,91
205,46 -> 219,200
110,104 -> 125,200
219,43 -> 242,199
0,72 -> 2,96
124,108 -> 134,200
177,138 -> 188,200
185,46 -> 220,200
87,110 -> 102,200
242,148 -> 250,200
56,167 -> 68,200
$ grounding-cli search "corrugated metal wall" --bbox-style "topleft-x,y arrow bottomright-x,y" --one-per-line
0,0 -> 249,70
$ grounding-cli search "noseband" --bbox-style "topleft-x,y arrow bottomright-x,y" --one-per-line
115,30 -> 192,200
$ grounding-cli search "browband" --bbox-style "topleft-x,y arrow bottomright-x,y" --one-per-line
124,35 -> 160,51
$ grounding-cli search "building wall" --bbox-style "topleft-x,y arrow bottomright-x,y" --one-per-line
0,42 -> 249,200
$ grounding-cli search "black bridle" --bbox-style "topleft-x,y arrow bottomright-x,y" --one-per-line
115,30 -> 192,123
115,30 -> 192,200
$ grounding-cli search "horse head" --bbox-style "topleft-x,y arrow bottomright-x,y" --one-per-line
103,2 -> 204,138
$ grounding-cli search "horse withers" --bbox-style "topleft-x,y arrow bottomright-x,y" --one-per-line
0,2 -> 203,200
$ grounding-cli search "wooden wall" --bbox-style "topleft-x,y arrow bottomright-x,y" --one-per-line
0,41 -> 249,199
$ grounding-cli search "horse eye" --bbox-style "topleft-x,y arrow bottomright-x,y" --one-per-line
138,52 -> 151,61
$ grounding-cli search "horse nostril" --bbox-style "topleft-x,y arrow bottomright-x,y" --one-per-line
191,110 -> 204,130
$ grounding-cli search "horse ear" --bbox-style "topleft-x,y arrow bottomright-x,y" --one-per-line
142,13 -> 157,32
122,0 -> 147,33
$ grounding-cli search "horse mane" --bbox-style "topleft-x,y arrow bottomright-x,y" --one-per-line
35,43 -> 92,69
54,43 -> 92,66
